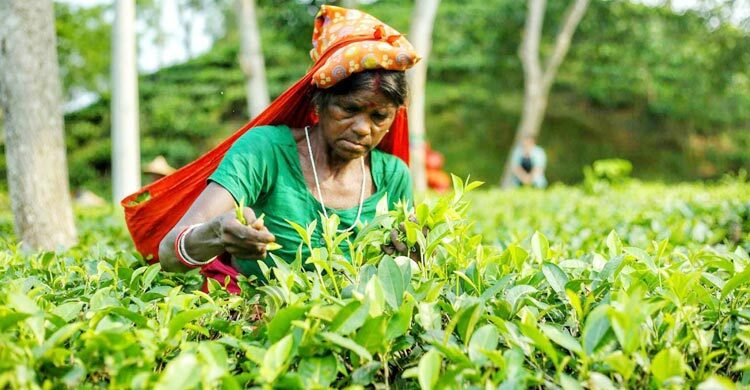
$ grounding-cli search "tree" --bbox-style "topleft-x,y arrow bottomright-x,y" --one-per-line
140,0 -> 168,69
0,0 -> 77,250
407,0 -> 440,195
500,0 -> 589,188
55,3 -> 111,101
111,0 -> 141,202
175,0 -> 230,60
237,0 -> 270,118
175,0 -> 197,59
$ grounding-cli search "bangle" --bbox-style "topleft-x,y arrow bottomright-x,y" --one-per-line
174,224 -> 215,268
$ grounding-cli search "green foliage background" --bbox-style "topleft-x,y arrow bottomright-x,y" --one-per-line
1,0 -> 749,196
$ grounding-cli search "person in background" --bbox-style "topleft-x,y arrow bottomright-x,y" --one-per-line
73,188 -> 106,207
425,143 -> 450,193
511,134 -> 548,188
143,155 -> 176,183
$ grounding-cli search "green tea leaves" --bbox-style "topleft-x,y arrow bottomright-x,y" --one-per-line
3,181 -> 750,388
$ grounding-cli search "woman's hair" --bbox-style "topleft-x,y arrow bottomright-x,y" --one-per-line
311,69 -> 408,109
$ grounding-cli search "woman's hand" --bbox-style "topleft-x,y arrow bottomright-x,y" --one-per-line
381,215 -> 428,262
211,207 -> 276,259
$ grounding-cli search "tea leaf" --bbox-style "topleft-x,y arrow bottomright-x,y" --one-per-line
320,332 -> 372,362
651,347 -> 685,385
260,334 -> 294,383
378,256 -> 404,310
418,349 -> 442,390
542,262 -> 569,296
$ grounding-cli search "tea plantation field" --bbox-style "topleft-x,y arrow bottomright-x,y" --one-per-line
1,178 -> 749,389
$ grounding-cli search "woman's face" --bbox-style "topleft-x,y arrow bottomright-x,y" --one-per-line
317,88 -> 399,161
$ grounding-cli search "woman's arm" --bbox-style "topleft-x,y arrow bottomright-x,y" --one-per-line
158,182 -> 275,272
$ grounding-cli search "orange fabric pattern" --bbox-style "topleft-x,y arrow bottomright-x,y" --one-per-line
310,5 -> 420,88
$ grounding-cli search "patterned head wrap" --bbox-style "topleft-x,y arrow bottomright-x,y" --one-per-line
310,5 -> 420,88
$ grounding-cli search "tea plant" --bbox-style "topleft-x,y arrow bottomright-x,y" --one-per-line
0,178 -> 749,389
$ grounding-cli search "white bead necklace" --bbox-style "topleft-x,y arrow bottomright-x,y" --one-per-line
304,126 -> 366,233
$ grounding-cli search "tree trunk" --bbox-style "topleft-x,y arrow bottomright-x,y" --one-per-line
237,0 -> 270,119
0,0 -> 77,250
407,0 -> 440,195
111,0 -> 141,202
500,0 -> 589,188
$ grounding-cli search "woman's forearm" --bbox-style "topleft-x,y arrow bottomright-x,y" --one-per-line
158,219 -> 226,272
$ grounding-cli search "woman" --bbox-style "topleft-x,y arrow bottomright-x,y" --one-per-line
122,6 -> 420,292
158,69 -> 413,279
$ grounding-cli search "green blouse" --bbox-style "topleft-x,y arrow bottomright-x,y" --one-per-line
208,125 -> 413,279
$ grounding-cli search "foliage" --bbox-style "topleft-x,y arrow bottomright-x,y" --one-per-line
1,178 -> 750,388
54,2 -> 112,100
583,158 -> 633,194
3,0 -> 749,195
468,174 -> 750,254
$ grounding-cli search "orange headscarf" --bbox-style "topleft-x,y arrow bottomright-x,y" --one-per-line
121,6 -> 419,291
310,6 -> 419,88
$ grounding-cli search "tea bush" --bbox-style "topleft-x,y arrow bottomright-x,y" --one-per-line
1,178 -> 749,389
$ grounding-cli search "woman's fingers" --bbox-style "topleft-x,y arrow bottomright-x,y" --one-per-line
240,207 -> 257,225
222,218 -> 275,245
244,225 -> 275,242
250,214 -> 266,230
225,244 -> 267,259
390,228 -> 408,253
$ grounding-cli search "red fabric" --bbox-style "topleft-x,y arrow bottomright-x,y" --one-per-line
199,253 -> 241,294
121,36 -> 410,291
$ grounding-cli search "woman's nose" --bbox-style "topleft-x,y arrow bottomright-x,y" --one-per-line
351,115 -> 372,137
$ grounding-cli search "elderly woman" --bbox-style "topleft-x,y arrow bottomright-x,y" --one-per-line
122,6 -> 420,292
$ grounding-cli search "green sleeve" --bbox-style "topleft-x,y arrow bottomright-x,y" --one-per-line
208,128 -> 276,205
386,157 -> 414,209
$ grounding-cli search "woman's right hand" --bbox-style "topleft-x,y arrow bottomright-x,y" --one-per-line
211,207 -> 276,259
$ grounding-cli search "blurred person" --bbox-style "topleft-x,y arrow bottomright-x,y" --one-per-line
511,134 -> 548,188
425,143 -> 450,192
73,188 -> 106,207
122,6 -> 420,293
143,155 -> 176,183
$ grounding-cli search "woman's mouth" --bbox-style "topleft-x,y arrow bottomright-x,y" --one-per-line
340,139 -> 368,152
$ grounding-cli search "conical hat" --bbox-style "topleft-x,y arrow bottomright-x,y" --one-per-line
144,155 -> 176,176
